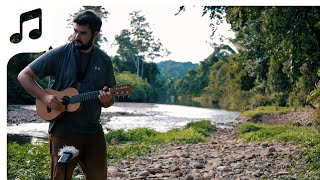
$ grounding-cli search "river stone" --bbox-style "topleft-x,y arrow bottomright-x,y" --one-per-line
217,166 -> 229,171
261,142 -> 269,148
182,174 -> 194,180
138,170 -> 150,177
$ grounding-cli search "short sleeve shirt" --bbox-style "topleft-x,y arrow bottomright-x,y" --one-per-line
29,42 -> 116,134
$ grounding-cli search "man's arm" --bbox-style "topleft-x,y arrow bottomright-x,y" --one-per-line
17,66 -> 62,109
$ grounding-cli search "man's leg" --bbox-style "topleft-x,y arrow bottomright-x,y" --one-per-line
49,134 -> 80,180
79,133 -> 107,180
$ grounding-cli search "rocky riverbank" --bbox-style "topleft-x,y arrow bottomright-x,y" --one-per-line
107,128 -> 306,179
7,105 -> 134,125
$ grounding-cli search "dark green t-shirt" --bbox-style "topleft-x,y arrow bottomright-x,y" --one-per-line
29,42 -> 116,134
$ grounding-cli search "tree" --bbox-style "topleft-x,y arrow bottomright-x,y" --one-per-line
114,10 -> 170,77
200,7 -> 320,108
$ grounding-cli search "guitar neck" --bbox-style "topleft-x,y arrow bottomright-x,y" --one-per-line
70,90 -> 101,104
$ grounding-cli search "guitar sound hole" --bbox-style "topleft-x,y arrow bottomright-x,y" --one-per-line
47,106 -> 51,113
62,96 -> 70,105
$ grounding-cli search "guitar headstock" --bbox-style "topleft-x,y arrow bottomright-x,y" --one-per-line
110,84 -> 134,97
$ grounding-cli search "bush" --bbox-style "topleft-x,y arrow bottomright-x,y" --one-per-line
248,114 -> 262,123
105,129 -> 128,143
184,120 -> 216,136
236,123 -> 262,134
125,128 -> 158,142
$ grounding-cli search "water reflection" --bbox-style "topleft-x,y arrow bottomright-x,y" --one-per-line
160,96 -> 220,109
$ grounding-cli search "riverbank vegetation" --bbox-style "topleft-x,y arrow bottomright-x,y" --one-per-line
236,105 -> 320,179
237,123 -> 320,179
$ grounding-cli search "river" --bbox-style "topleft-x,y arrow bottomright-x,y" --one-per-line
7,103 -> 240,141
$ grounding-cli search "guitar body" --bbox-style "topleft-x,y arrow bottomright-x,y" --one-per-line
36,88 -> 81,121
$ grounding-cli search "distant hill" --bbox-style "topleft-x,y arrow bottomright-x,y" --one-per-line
157,60 -> 198,80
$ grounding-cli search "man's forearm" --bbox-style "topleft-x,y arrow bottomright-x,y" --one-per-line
17,67 -> 48,102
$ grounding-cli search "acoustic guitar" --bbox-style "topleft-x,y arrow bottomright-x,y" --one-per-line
36,84 -> 133,121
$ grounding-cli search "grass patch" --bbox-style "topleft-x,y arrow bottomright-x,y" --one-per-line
107,144 -> 158,164
242,106 -> 291,117
8,142 -> 51,180
236,122 -> 320,178
237,123 -> 320,145
106,120 -> 216,145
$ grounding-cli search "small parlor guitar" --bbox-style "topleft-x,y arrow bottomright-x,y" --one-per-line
36,84 -> 133,121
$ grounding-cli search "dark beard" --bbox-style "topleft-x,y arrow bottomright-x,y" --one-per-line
73,38 -> 94,50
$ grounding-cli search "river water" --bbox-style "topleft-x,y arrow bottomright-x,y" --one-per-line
7,103 -> 240,140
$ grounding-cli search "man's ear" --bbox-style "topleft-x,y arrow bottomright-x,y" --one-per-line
93,31 -> 99,39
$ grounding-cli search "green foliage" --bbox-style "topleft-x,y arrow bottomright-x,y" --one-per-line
106,127 -> 207,145
184,120 -> 216,136
303,144 -> 320,171
106,120 -> 216,145
105,129 -> 128,143
125,128 -> 158,142
115,71 -> 157,102
107,144 -> 156,164
7,53 -> 48,104
8,142 -> 50,179
236,123 -> 262,134
157,60 -> 198,80
242,106 -> 291,117
237,123 -> 320,145
176,44 -> 234,97
196,7 -> 320,110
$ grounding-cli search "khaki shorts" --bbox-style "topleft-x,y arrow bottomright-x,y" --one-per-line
49,133 -> 107,180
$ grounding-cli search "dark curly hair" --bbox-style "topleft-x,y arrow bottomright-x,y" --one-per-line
73,10 -> 102,34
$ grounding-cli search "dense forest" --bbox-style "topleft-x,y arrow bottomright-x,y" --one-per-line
7,6 -> 320,112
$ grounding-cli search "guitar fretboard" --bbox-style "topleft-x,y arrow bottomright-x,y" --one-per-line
69,85 -> 132,104
70,90 -> 100,104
